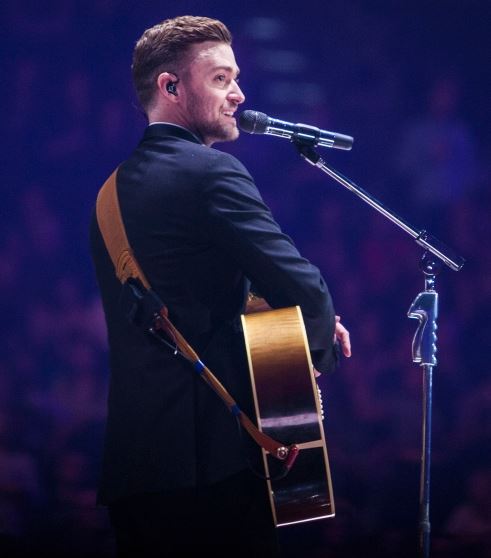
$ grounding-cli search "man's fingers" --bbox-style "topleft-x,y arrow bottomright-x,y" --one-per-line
334,321 -> 351,358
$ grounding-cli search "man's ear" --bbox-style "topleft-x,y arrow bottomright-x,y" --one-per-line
157,72 -> 180,102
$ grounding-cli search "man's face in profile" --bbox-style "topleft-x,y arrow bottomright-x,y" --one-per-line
178,41 -> 245,146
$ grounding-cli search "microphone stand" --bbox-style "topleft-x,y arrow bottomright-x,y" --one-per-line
293,139 -> 465,558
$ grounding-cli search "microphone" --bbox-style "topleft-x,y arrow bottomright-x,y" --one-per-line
238,110 -> 353,150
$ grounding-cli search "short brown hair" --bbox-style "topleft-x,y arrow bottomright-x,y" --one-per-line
132,15 -> 232,112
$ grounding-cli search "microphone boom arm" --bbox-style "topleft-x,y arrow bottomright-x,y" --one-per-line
293,140 -> 464,271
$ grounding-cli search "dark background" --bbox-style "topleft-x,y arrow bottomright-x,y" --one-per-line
1,1 -> 490,556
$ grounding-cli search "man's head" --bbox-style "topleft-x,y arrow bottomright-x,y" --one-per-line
132,15 -> 245,146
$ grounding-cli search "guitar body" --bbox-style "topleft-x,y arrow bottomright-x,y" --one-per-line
241,306 -> 335,527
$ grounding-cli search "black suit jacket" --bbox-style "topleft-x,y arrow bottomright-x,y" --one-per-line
90,123 -> 337,504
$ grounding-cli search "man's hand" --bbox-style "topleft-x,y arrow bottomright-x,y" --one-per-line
334,315 -> 351,357
314,315 -> 351,377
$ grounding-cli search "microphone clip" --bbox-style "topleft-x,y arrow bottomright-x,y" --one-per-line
292,137 -> 322,166
290,123 -> 321,147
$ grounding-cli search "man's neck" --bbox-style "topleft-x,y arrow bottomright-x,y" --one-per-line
148,121 -> 204,144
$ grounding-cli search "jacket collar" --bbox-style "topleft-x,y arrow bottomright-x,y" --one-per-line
143,122 -> 203,145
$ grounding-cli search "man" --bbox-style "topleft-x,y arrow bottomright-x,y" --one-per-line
90,15 -> 350,557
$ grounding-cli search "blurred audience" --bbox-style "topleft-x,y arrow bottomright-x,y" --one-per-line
1,2 -> 489,557
394,73 -> 478,230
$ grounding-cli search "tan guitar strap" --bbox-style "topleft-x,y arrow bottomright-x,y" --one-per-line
96,168 -> 297,465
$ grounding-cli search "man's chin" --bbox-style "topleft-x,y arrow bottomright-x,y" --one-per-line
206,126 -> 239,145
228,127 -> 240,141
227,121 -> 240,139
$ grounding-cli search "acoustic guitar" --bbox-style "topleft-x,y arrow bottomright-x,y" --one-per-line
241,305 -> 335,527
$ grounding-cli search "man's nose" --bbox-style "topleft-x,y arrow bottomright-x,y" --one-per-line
230,81 -> 245,104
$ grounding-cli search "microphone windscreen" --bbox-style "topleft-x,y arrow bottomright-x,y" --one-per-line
238,110 -> 269,134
